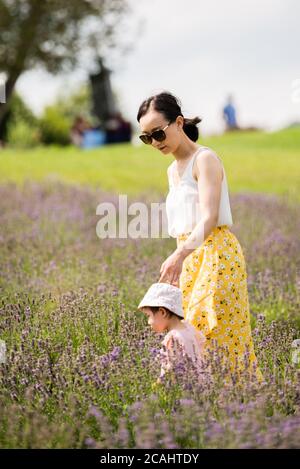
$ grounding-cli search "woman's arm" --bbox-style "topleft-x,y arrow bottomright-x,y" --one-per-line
159,150 -> 223,285
177,149 -> 223,255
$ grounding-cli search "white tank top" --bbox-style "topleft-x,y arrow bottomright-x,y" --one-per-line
165,145 -> 233,238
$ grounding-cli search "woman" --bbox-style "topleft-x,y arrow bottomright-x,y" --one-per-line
137,91 -> 263,382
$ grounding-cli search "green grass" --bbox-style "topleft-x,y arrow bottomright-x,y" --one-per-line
0,127 -> 299,200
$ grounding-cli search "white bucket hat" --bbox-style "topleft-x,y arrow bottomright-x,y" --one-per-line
138,282 -> 184,318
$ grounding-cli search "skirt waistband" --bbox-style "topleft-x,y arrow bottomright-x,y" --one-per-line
177,225 -> 230,242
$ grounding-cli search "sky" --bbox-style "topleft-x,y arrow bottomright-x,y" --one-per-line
16,0 -> 300,136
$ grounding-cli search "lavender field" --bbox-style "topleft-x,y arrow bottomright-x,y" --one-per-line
0,178 -> 299,449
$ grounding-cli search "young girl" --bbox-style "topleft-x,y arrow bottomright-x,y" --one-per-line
138,282 -> 206,384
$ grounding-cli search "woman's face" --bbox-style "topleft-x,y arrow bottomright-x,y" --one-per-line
142,306 -> 169,333
139,108 -> 184,155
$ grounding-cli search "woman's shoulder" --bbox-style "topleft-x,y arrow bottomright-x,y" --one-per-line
167,161 -> 175,178
193,146 -> 224,181
195,145 -> 223,165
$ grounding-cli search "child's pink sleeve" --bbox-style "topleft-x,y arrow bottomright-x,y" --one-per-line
160,334 -> 183,378
195,329 -> 206,354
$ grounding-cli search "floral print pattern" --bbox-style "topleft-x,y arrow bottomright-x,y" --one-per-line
178,225 -> 263,382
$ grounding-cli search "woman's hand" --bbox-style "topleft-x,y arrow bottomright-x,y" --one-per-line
158,249 -> 185,286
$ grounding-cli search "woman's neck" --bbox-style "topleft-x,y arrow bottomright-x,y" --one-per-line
172,137 -> 200,163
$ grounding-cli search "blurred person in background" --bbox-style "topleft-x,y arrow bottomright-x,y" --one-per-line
70,115 -> 91,147
223,94 -> 240,131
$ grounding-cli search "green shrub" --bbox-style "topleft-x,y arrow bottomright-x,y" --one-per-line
5,93 -> 40,148
39,106 -> 72,145
7,119 -> 41,148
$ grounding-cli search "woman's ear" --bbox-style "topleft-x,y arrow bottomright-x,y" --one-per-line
176,115 -> 184,130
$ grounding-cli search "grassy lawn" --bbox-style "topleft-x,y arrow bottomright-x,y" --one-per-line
0,127 -> 299,200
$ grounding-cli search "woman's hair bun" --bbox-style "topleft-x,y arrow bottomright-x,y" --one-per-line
183,116 -> 202,126
182,116 -> 202,142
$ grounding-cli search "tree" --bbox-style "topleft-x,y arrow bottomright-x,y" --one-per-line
3,91 -> 39,145
0,0 -> 132,140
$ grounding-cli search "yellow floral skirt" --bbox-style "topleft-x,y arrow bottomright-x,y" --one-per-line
178,225 -> 263,383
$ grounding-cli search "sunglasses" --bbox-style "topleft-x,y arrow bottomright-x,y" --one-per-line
139,122 -> 172,145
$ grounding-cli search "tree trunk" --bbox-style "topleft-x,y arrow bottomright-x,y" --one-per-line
0,71 -> 23,141
0,0 -> 44,141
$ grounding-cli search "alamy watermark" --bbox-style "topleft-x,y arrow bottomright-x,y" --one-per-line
95,195 -> 203,248
0,75 -> 6,103
291,339 -> 300,366
291,78 -> 300,104
0,340 -> 6,364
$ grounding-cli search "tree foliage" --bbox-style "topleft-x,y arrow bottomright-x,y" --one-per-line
0,0 -> 131,138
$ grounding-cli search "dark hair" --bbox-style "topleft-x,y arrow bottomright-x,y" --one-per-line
148,306 -> 182,320
137,91 -> 202,142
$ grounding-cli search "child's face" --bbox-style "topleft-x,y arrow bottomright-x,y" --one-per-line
142,307 -> 169,333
